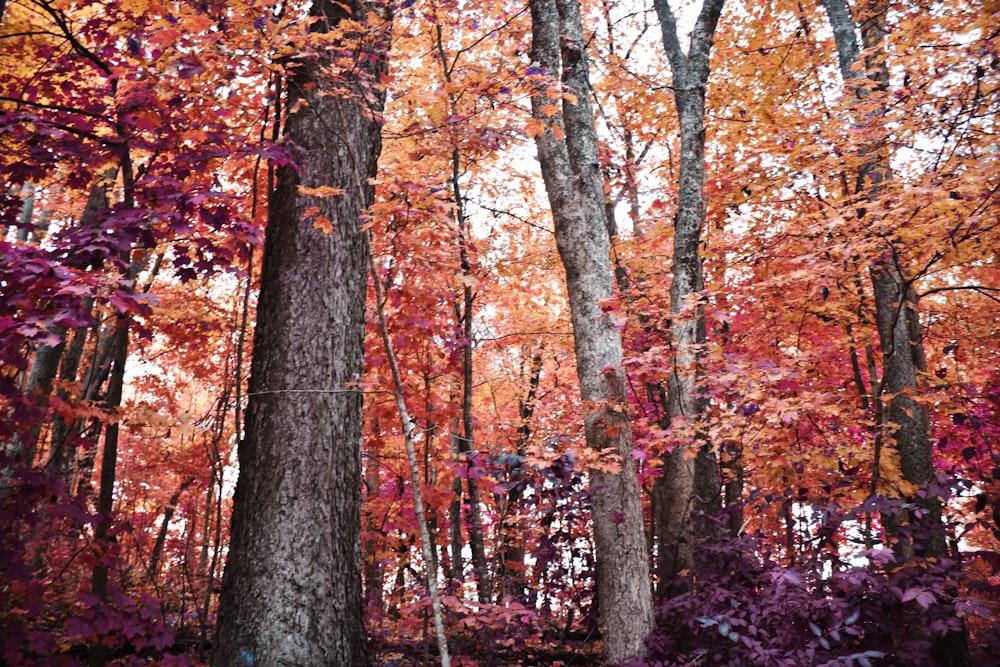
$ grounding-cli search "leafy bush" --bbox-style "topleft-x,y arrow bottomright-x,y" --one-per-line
633,495 -> 985,667
1,462 -> 185,665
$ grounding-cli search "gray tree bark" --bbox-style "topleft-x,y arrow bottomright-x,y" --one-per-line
819,1 -> 968,663
212,2 -> 389,664
529,0 -> 653,661
819,0 -> 941,557
651,0 -> 726,585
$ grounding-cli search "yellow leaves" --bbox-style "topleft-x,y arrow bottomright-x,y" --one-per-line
540,103 -> 560,117
879,447 -> 917,498
524,117 -> 565,141
312,216 -> 335,234
288,98 -> 310,115
580,446 -> 623,475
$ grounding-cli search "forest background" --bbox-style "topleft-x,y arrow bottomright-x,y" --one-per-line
1,0 -> 999,664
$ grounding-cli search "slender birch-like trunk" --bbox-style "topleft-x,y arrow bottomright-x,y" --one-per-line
529,0 -> 653,661
820,1 -> 968,663
650,0 -> 726,586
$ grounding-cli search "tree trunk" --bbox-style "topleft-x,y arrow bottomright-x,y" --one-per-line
370,259 -> 452,665
363,459 -> 385,619
88,316 -> 129,667
651,0 -> 726,585
722,440 -> 744,536
150,477 -> 195,579
448,415 -> 465,584
71,317 -> 118,497
529,0 -> 653,661
820,0 -> 969,663
45,312 -> 91,483
15,182 -> 35,242
456,177 -> 490,605
10,173 -> 112,468
212,3 -> 389,665
499,346 -> 543,602
820,0 -> 941,556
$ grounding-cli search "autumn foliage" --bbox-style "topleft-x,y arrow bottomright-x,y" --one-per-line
1,0 -> 999,664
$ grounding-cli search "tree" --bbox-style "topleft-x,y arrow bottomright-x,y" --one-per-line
2,0 -> 998,663
651,0 -> 726,586
820,0 -> 941,555
820,0 -> 970,662
528,0 -> 654,661
212,1 -> 390,664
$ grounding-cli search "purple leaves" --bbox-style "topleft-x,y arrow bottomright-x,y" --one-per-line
639,493 -> 981,667
901,587 -> 937,610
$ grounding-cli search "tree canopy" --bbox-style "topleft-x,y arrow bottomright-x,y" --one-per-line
1,0 -> 998,664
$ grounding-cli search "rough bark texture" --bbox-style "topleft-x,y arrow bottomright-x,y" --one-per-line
529,0 -> 653,662
212,2 -> 387,665
651,0 -> 726,585
820,1 -> 968,663
820,0 -> 942,556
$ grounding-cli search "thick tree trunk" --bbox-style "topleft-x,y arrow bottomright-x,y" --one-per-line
651,0 -> 726,585
820,0 -> 942,556
212,3 -> 388,665
529,0 -> 653,661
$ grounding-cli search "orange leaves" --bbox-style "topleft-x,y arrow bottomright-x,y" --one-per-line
301,207 -> 333,233
5,0 -> 997,658
298,188 -> 344,233
523,117 -> 546,138
299,185 -> 346,198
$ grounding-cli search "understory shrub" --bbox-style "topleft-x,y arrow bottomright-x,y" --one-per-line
634,490 -> 992,667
